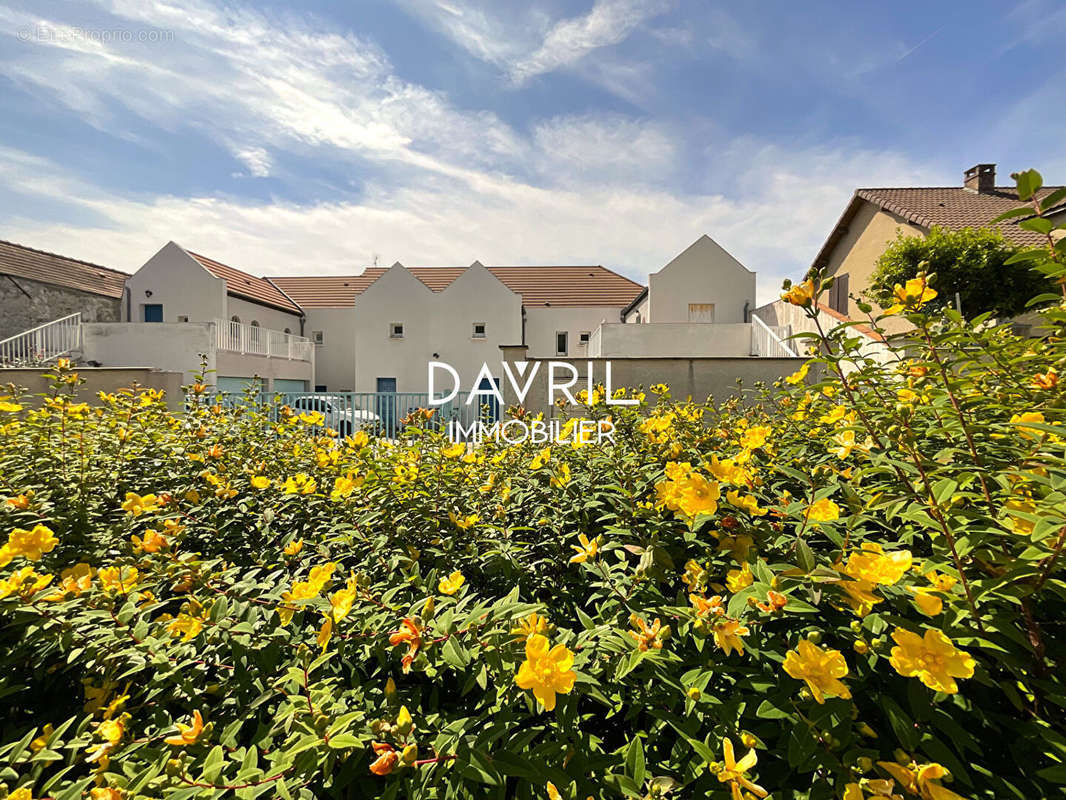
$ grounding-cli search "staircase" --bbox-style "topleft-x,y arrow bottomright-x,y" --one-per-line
0,313 -> 83,367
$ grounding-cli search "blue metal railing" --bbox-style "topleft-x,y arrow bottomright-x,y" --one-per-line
212,390 -> 496,439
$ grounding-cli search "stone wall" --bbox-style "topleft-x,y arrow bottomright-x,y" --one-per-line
0,274 -> 122,339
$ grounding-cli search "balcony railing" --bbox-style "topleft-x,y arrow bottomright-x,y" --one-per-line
750,315 -> 797,358
0,313 -> 82,367
215,319 -> 312,361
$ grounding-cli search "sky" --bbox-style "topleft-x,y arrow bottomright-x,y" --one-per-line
0,0 -> 1063,304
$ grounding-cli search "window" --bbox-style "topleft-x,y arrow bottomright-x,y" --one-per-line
312,331 -> 324,345
472,322 -> 486,339
231,315 -> 241,323
177,315 -> 189,323
688,303 -> 715,323
828,273 -> 850,314
579,331 -> 591,346
390,322 -> 405,339
555,331 -> 568,356
314,385 -> 327,392
143,304 -> 163,323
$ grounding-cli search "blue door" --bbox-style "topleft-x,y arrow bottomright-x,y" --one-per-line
376,378 -> 397,436
477,376 -> 500,423
143,304 -> 163,322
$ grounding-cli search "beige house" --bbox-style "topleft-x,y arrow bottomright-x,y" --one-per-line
808,164 -> 1065,327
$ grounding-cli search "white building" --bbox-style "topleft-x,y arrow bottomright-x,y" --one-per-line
2,234 -> 796,396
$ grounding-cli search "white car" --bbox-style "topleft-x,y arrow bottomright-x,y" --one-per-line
289,395 -> 380,436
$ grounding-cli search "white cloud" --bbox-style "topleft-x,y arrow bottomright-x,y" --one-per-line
233,147 -> 271,177
510,0 -> 673,83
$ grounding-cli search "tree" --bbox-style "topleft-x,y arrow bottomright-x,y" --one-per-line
869,225 -> 1055,318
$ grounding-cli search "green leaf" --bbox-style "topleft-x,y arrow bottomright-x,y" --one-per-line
625,736 -> 646,785
1014,168 -> 1043,202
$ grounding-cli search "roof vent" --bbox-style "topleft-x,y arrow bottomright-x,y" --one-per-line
964,163 -> 995,194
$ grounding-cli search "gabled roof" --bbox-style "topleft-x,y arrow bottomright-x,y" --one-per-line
187,251 -> 302,314
270,265 -> 644,309
811,185 -> 1066,272
0,239 -> 128,298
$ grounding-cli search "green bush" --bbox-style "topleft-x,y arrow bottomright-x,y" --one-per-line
0,171 -> 1065,800
869,225 -> 1054,318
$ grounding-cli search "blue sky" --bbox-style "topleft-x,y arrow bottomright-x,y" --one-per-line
0,0 -> 1063,302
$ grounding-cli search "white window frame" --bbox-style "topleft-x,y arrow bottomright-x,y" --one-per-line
389,322 -> 405,339
578,331 -> 591,347
472,322 -> 487,339
312,330 -> 325,345
555,331 -> 568,356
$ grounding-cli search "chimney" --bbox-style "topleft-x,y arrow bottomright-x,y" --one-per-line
963,163 -> 996,193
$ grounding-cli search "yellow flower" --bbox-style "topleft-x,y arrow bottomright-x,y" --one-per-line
98,566 -> 139,595
438,570 -> 465,595
842,542 -> 912,585
717,738 -> 768,800
785,363 -> 810,385
739,425 -> 771,450
250,476 -> 271,489
131,529 -> 168,554
0,400 -> 23,413
283,538 -> 304,556
121,492 -> 160,517
888,628 -> 975,694
167,613 -> 204,642
0,523 -> 58,566
877,761 -> 969,800
30,723 -> 54,753
628,615 -> 668,651
442,442 -> 465,459
530,447 -> 551,470
725,562 -> 753,593
511,612 -> 550,639
805,497 -> 840,523
711,618 -> 749,656
329,578 -> 359,622
549,463 -> 572,488
389,617 -> 422,673
689,593 -> 725,619
91,788 -> 124,800
726,490 -> 767,516
1031,368 -> 1058,390
1010,411 -> 1049,441
283,473 -> 317,495
782,640 -> 851,703
514,634 -> 576,712
87,713 -> 128,763
449,511 -> 479,530
838,577 -> 883,617
330,472 -> 363,500
569,533 -> 600,564
317,616 -> 333,650
349,429 -> 370,448
547,782 -> 563,800
164,710 -> 205,746
909,587 -> 943,617
781,278 -> 818,308
5,493 -> 32,510
828,429 -> 870,460
885,276 -> 937,315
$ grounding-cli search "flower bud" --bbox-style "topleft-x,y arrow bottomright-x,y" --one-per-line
853,640 -> 869,655
401,743 -> 418,766
805,630 -> 822,644
385,678 -> 397,698
856,757 -> 873,772
395,705 -> 414,737
686,687 -> 701,701
740,733 -> 758,749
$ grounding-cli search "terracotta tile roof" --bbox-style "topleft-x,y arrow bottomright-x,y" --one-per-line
271,265 -> 645,309
811,185 -> 1065,271
188,251 -> 302,314
0,239 -> 128,298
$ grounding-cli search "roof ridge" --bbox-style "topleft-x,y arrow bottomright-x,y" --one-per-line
0,238 -> 129,275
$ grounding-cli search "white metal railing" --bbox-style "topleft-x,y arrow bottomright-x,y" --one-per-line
751,315 -> 797,358
214,319 -> 312,361
0,313 -> 82,367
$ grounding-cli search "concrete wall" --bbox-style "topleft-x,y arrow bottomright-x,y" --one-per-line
0,274 -> 121,339
496,348 -> 812,413
216,350 -> 313,390
351,263 -> 522,393
820,201 -> 923,334
82,322 -> 216,385
647,235 -> 755,324
591,322 -> 753,357
754,300 -> 894,369
304,307 -> 356,390
623,293 -> 649,323
226,296 -> 302,333
1,367 -> 185,410
524,305 -> 622,358
125,242 -> 226,324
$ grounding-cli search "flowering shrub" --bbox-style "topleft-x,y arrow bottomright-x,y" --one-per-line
1,172 -> 1066,799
